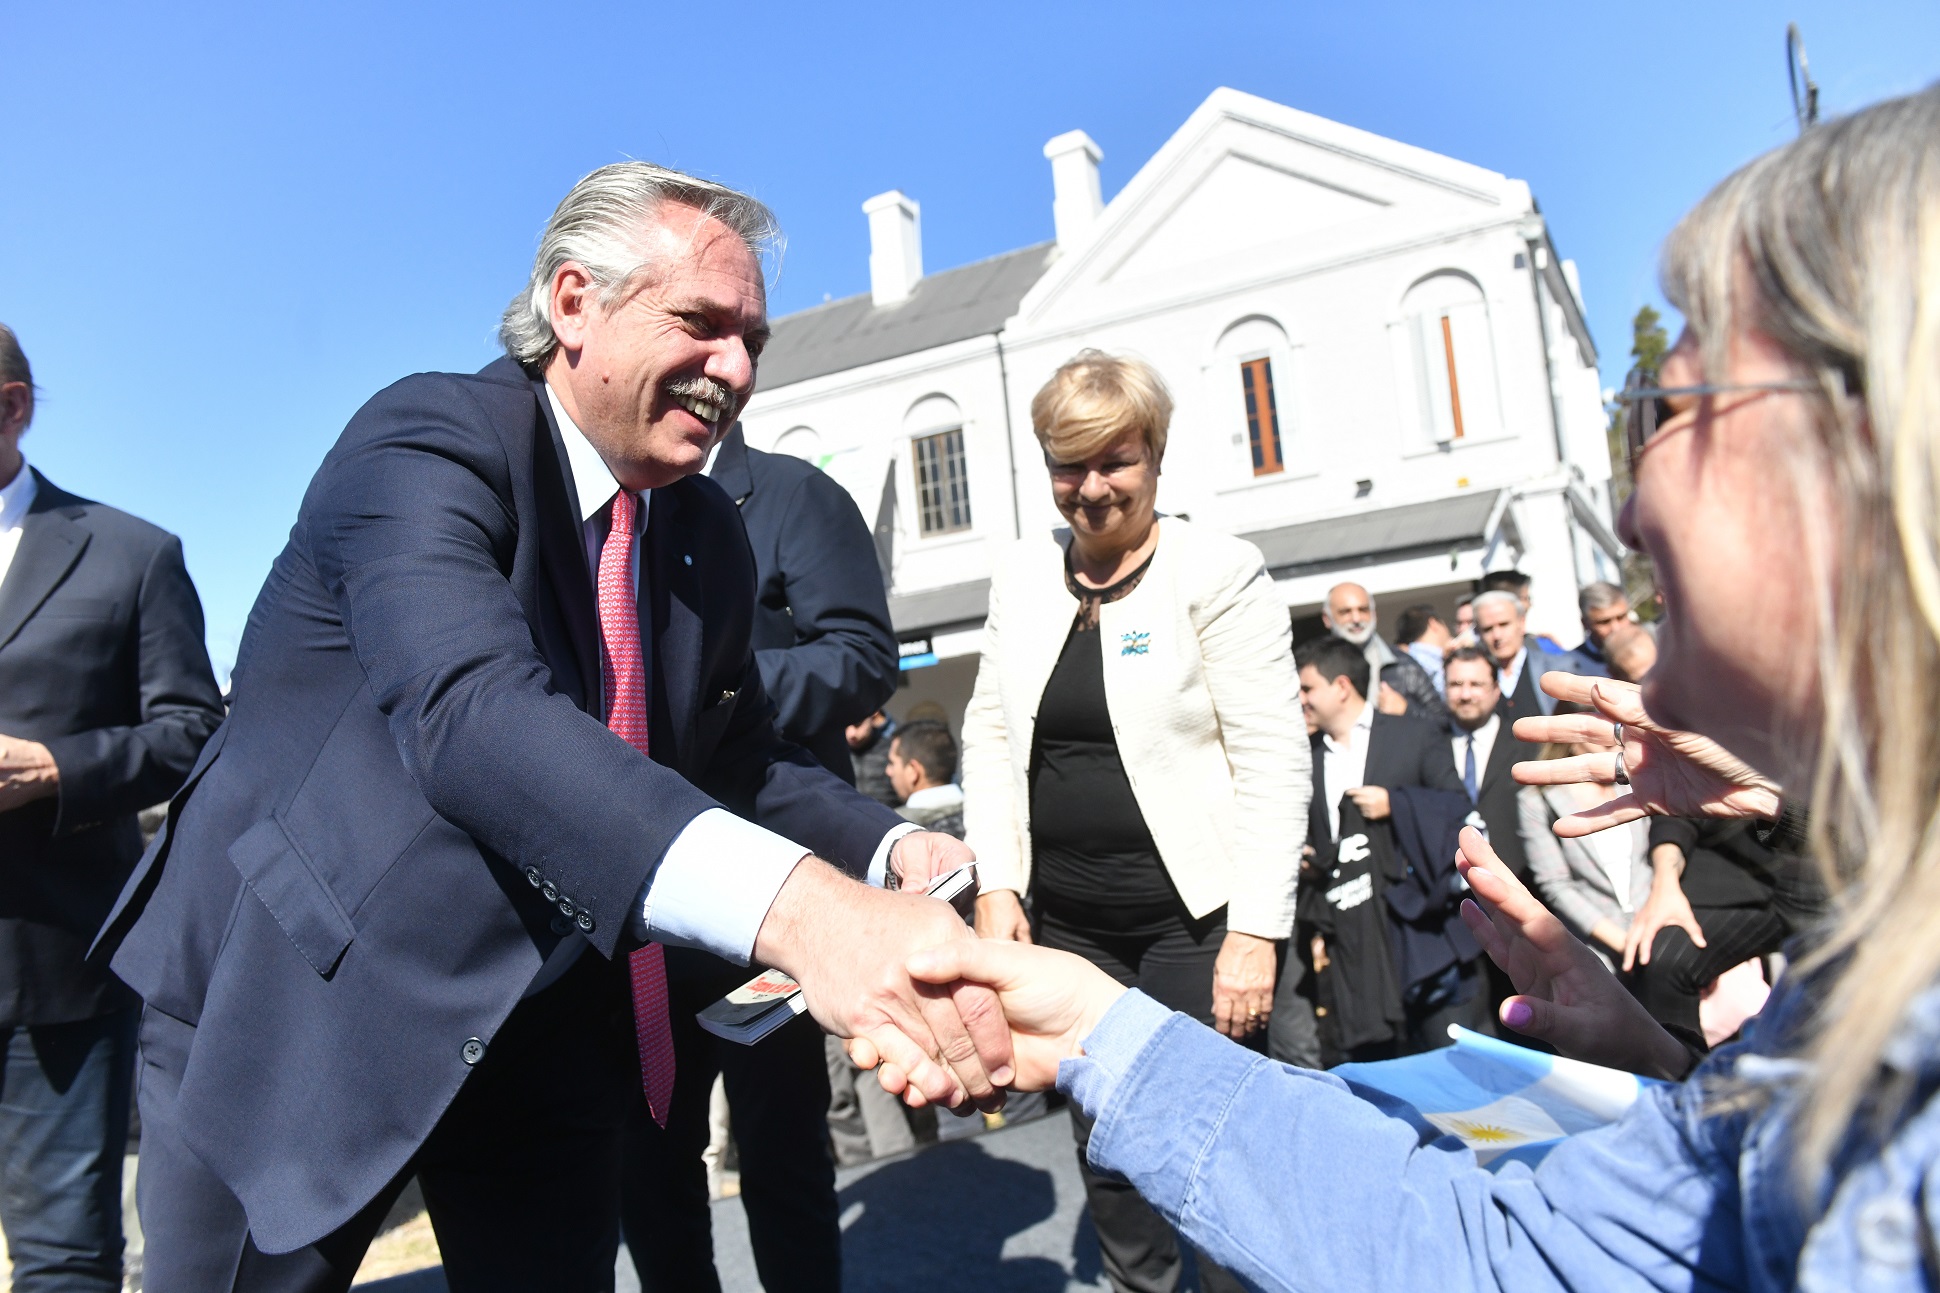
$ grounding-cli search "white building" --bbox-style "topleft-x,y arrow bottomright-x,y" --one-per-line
741,87 -> 1621,729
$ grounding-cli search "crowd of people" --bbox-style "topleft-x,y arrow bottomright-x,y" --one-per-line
0,79 -> 1934,1293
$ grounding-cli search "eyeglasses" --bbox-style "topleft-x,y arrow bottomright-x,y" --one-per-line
1615,368 -> 1818,476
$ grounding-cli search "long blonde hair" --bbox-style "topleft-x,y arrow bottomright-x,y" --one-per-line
1660,84 -> 1940,1181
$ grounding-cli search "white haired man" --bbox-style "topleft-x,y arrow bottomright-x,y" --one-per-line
1471,588 -> 1572,720
96,164 -> 1007,1291
1321,582 -> 1447,726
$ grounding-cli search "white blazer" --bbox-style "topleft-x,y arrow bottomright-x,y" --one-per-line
960,518 -> 1311,939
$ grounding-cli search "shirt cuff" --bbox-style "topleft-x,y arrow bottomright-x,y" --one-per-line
638,808 -> 809,963
867,821 -> 924,888
1057,989 -> 1173,1122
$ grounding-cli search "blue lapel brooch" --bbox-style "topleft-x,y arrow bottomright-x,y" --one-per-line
1120,631 -> 1151,656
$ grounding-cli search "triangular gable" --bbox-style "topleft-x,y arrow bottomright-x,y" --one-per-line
1011,87 -> 1529,331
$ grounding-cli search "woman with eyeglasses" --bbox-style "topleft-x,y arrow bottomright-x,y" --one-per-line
867,86 -> 1940,1290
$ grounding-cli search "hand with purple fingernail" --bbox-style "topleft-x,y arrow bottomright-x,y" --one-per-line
1455,826 -> 1694,1082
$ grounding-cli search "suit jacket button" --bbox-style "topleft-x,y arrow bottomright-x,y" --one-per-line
524,866 -> 543,887
557,898 -> 575,917
541,882 -> 559,902
550,915 -> 575,936
461,1038 -> 486,1066
576,911 -> 595,934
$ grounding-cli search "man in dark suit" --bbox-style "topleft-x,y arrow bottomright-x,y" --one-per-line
0,323 -> 224,1289
1474,589 -> 1571,721
1445,643 -> 1546,1033
620,423 -> 897,1292
92,165 -> 1007,1292
1290,637 -> 1466,1061
1443,646 -> 1540,883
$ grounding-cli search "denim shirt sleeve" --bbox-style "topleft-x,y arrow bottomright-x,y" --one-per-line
1059,991 -> 1749,1293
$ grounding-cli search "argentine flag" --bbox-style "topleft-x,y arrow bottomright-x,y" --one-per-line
1334,1026 -> 1663,1170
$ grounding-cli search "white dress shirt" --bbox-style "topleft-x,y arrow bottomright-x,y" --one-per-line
0,458 -> 37,592
1451,712 -> 1501,793
543,387 -> 910,971
1320,697 -> 1376,841
1499,645 -> 1529,700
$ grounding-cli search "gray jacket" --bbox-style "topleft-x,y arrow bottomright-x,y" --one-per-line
1518,784 -> 1652,965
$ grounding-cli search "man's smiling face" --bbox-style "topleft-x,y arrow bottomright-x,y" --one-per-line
544,202 -> 770,491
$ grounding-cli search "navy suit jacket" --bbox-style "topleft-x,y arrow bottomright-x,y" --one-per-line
0,471 -> 222,1026
94,359 -> 903,1254
708,425 -> 896,781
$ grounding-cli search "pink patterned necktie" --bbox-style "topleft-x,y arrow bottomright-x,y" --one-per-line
597,488 -> 676,1128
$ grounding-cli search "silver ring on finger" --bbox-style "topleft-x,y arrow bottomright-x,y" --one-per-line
1614,749 -> 1632,786
1613,721 -> 1624,748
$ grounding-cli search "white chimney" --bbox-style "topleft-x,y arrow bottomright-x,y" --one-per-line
1043,130 -> 1103,249
862,190 -> 922,306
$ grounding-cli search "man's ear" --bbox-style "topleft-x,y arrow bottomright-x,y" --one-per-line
905,758 -> 929,788
547,263 -> 598,355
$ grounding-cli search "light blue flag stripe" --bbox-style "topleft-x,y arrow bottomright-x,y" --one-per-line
1333,1026 -> 1664,1168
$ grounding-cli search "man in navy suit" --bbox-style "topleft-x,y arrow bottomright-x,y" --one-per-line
0,324 -> 224,1291
95,164 -> 1006,1292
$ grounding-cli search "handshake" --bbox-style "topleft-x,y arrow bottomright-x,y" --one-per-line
750,829 -> 1127,1115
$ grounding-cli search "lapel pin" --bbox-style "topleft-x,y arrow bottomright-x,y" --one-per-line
1120,631 -> 1150,656
683,554 -> 693,566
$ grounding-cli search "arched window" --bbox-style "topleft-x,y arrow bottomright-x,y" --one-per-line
1400,273 -> 1501,445
770,425 -> 823,461
1214,316 -> 1296,477
903,395 -> 971,537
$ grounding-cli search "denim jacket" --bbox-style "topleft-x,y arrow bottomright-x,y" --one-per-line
1059,981 -> 1940,1291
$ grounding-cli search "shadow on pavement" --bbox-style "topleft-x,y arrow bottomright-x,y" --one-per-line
839,1139 -> 1068,1293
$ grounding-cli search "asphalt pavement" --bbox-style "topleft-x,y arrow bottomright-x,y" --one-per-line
361,1107 -> 1173,1292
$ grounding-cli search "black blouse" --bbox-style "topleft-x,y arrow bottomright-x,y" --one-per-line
1027,548 -> 1179,928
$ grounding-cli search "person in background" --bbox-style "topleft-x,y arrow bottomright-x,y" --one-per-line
962,350 -> 1306,1293
1472,589 -> 1570,720
1517,742 -> 1652,971
1321,582 -> 1448,725
0,323 -> 225,1292
1478,569 -> 1567,654
1442,647 -> 1536,882
1296,637 -> 1473,1059
1622,817 -> 1824,1052
1604,624 -> 1658,684
1442,646 -> 1540,1032
846,710 -> 897,807
621,419 -> 900,1293
1452,592 -> 1477,643
886,720 -> 963,840
1567,581 -> 1632,676
1392,603 -> 1451,699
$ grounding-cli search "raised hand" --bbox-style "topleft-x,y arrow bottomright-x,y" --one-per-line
1455,826 -> 1692,1081
753,858 -> 1013,1112
1511,673 -> 1781,837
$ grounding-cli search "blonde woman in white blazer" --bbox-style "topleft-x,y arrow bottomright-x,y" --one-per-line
960,351 -> 1308,1293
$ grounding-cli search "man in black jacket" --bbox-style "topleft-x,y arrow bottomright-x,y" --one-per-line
1443,646 -> 1539,883
1293,637 -> 1466,1061
620,423 -> 897,1292
0,323 -> 224,1289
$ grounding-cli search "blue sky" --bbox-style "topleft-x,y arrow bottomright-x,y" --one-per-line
6,1 -> 1935,677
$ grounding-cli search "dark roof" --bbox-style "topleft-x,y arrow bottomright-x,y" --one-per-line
1239,489 -> 1507,576
889,579 -> 990,638
758,243 -> 1057,391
